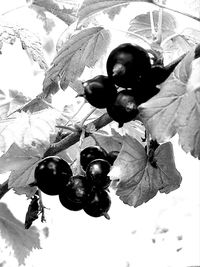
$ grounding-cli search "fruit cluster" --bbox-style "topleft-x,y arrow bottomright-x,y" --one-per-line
34,147 -> 119,219
82,43 -> 160,127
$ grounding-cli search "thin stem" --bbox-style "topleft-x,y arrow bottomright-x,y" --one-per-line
79,107 -> 96,127
1,5 -> 27,16
150,10 -> 156,40
156,7 -> 163,45
153,1 -> 200,22
64,99 -> 86,126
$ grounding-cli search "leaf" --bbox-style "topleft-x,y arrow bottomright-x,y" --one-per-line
43,27 -> 111,91
78,0 -> 153,24
0,202 -> 41,265
16,27 -> 48,70
0,143 -> 40,188
13,185 -> 38,199
139,44 -> 200,158
25,194 -> 40,229
109,135 -> 182,207
0,23 -> 48,70
0,89 -> 30,119
181,28 -> 200,46
0,109 -> 58,152
31,0 -> 77,26
129,10 -> 176,40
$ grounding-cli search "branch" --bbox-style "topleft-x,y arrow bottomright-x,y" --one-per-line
31,0 -> 77,25
44,112 -> 113,157
0,113 -> 113,199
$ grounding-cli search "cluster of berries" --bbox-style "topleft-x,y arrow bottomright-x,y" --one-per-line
34,146 -> 119,219
82,43 -> 160,127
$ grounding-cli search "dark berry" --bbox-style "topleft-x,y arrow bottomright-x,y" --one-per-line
59,193 -> 84,211
80,146 -> 108,171
106,90 -> 139,126
34,156 -> 72,195
107,151 -> 119,165
82,75 -> 117,108
84,189 -> 111,219
86,159 -> 111,189
106,43 -> 151,88
62,175 -> 94,204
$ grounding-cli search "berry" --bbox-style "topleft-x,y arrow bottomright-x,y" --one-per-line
106,90 -> 139,127
84,189 -> 111,219
34,156 -> 72,196
82,75 -> 117,108
107,151 -> 119,165
59,193 -> 84,211
106,43 -> 151,88
62,175 -> 94,204
80,146 -> 108,171
86,159 -> 111,189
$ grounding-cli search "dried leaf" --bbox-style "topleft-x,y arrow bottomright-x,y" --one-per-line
109,135 -> 182,207
25,195 -> 40,229
0,203 -> 41,265
139,44 -> 200,158
43,27 -> 111,91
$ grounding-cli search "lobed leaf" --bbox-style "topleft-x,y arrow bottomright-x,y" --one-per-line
0,203 -> 41,265
139,44 -> 200,158
109,135 -> 182,207
43,27 -> 111,92
129,10 -> 176,41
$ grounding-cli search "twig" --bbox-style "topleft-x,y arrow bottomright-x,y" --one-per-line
153,1 -> 200,22
0,180 -> 9,199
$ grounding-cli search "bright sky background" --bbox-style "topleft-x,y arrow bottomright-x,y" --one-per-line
0,1 -> 200,267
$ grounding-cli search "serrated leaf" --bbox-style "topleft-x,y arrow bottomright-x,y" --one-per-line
78,0 -> 153,24
0,143 -> 40,188
0,23 -> 16,50
129,10 -> 176,41
0,203 -> 41,265
43,27 -> 111,91
109,136 -> 182,207
139,44 -> 200,158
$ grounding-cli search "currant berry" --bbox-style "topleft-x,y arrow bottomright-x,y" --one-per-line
59,193 -> 84,211
61,175 -> 94,204
106,43 -> 151,88
82,75 -> 117,108
86,159 -> 111,189
106,90 -> 139,127
107,151 -> 119,165
34,156 -> 72,196
84,189 -> 111,219
80,146 -> 108,171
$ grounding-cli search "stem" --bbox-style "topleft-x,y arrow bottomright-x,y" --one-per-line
156,8 -> 163,45
153,1 -> 200,22
0,5 -> 27,16
150,10 -> 156,40
44,112 -> 113,157
79,107 -> 96,127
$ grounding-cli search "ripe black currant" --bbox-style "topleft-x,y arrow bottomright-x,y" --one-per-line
83,189 -> 111,219
86,159 -> 111,189
34,156 -> 72,196
106,43 -> 151,88
106,90 -> 139,127
80,146 -> 108,171
107,151 -> 119,165
59,193 -> 84,211
61,175 -> 94,204
82,75 -> 117,108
